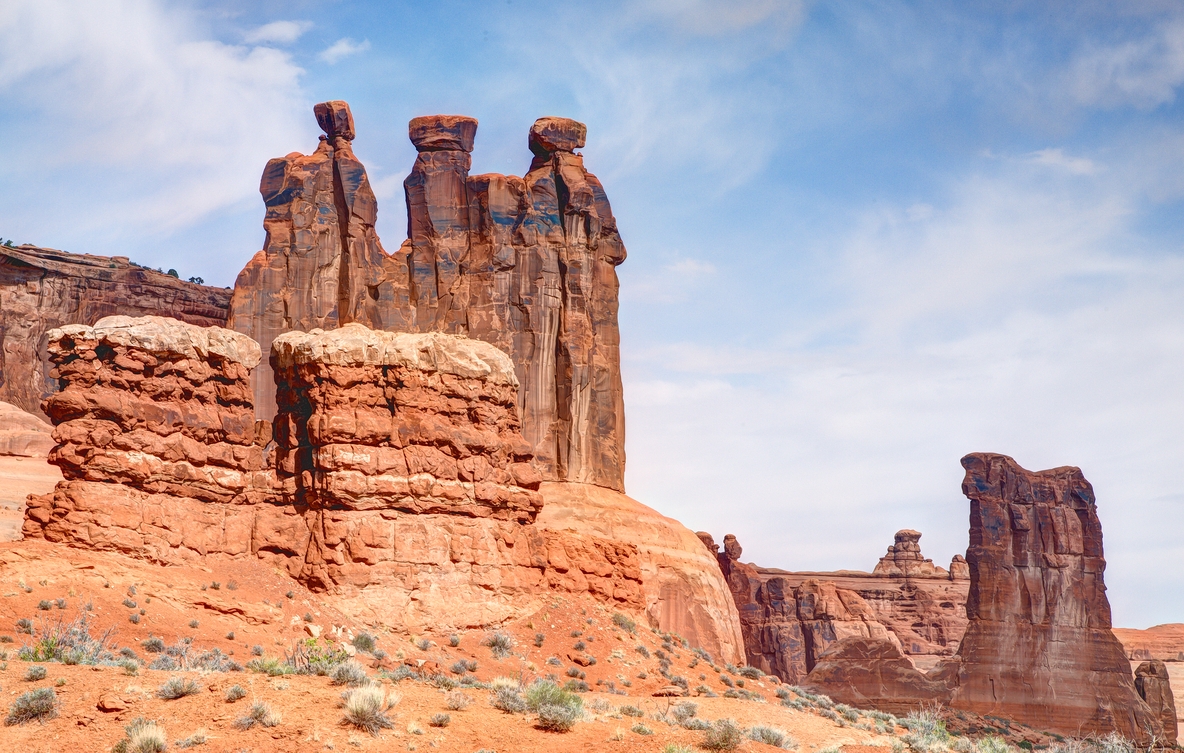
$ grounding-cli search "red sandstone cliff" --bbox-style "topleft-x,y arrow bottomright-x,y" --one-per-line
701,530 -> 969,683
0,245 -> 230,416
229,106 -> 627,492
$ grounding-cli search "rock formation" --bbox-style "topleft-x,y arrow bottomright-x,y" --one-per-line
228,101 -> 388,422
803,636 -> 955,714
230,106 -> 628,492
1134,660 -> 1178,746
798,453 -> 1172,746
21,316 -> 293,562
701,530 -> 969,683
538,484 -> 745,666
0,401 -> 54,457
948,452 -> 1165,742
0,245 -> 230,416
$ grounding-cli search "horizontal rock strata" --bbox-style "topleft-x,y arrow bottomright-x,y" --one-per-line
22,316 -> 284,562
270,324 -> 643,627
702,531 -> 968,683
0,245 -> 230,417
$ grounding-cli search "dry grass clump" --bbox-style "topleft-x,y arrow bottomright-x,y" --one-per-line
429,712 -> 451,727
703,718 -> 744,750
446,690 -> 471,710
24,665 -> 47,681
330,660 -> 368,686
341,686 -> 397,736
4,687 -> 58,725
481,631 -> 515,658
225,685 -> 247,702
112,717 -> 167,753
749,724 -> 797,748
235,700 -> 280,730
157,676 -> 201,699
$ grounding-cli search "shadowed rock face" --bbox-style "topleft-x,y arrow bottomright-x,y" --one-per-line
1135,660 -> 1178,746
949,452 -> 1165,743
230,106 -> 628,492
701,531 -> 969,684
227,100 -> 388,422
0,246 -> 230,417
798,453 -> 1172,746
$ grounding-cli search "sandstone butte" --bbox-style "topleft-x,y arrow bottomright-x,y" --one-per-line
699,529 -> 970,685
797,453 -> 1176,746
229,104 -> 627,493
0,244 -> 230,417
20,314 -> 745,665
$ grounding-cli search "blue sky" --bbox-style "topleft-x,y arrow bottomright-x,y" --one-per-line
2,1 -> 1183,627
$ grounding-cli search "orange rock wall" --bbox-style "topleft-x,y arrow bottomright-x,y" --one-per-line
0,245 -> 230,417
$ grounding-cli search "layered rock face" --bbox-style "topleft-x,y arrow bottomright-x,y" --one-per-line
948,452 -> 1165,742
21,316 -> 298,562
799,454 -> 1171,745
384,115 -> 628,491
803,637 -> 955,715
0,245 -> 230,416
0,401 -> 54,457
262,323 -> 644,628
230,107 -> 628,491
228,101 -> 388,421
701,530 -> 969,683
1135,660 -> 1178,745
539,484 -> 745,666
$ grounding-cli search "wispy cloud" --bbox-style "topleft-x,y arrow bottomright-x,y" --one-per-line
244,20 -> 313,45
1066,20 -> 1184,110
319,37 -> 370,64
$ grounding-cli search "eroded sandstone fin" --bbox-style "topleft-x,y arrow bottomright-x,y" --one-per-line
228,100 -> 387,422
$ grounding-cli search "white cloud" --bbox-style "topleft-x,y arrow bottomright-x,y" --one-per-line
0,0 -> 310,275
244,20 -> 312,45
1066,20 -> 1184,110
623,153 -> 1184,628
1023,148 -> 1098,175
319,37 -> 370,64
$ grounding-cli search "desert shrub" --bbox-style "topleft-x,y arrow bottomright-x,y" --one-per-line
330,660 -> 368,687
149,656 -> 177,671
563,679 -> 590,692
429,712 -> 450,727
187,620 -> 198,629
749,725 -> 796,748
719,673 -> 734,687
451,659 -> 470,675
112,717 -> 167,753
635,644 -> 650,658
446,689 -> 471,710
738,665 -> 764,679
37,600 -> 51,611
120,659 -> 139,676
251,644 -> 263,656
340,686 -> 395,736
351,632 -> 377,653
15,619 -> 33,635
55,599 -> 66,610
537,701 -> 581,732
158,676 -> 201,699
225,632 -> 235,641
525,680 -> 582,732
632,722 -> 655,735
245,657 -> 293,677
533,632 -> 545,647
128,613 -> 140,624
235,700 -> 279,730
490,685 -> 526,713
663,746 -> 693,753
5,687 -> 58,725
449,633 -> 461,647
24,665 -> 46,681
566,666 -> 583,678
175,730 -> 208,748
142,637 -> 165,653
685,718 -> 713,731
611,612 -> 637,633
481,631 -> 514,658
226,580 -> 238,590
620,704 -> 644,717
703,718 -> 745,751
901,709 -> 952,753
122,598 -> 137,609
22,612 -> 118,665
1092,734 -> 1134,753
225,685 -> 247,702
286,637 -> 350,675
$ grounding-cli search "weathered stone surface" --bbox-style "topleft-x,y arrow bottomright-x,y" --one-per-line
0,245 -> 230,417
947,453 -> 1163,743
231,107 -> 628,491
228,100 -> 388,421
269,324 -> 644,627
22,316 -> 274,551
0,401 -> 54,457
1135,660 -> 1178,745
702,531 -> 969,683
539,483 -> 745,666
802,637 -> 952,714
873,529 -> 950,578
